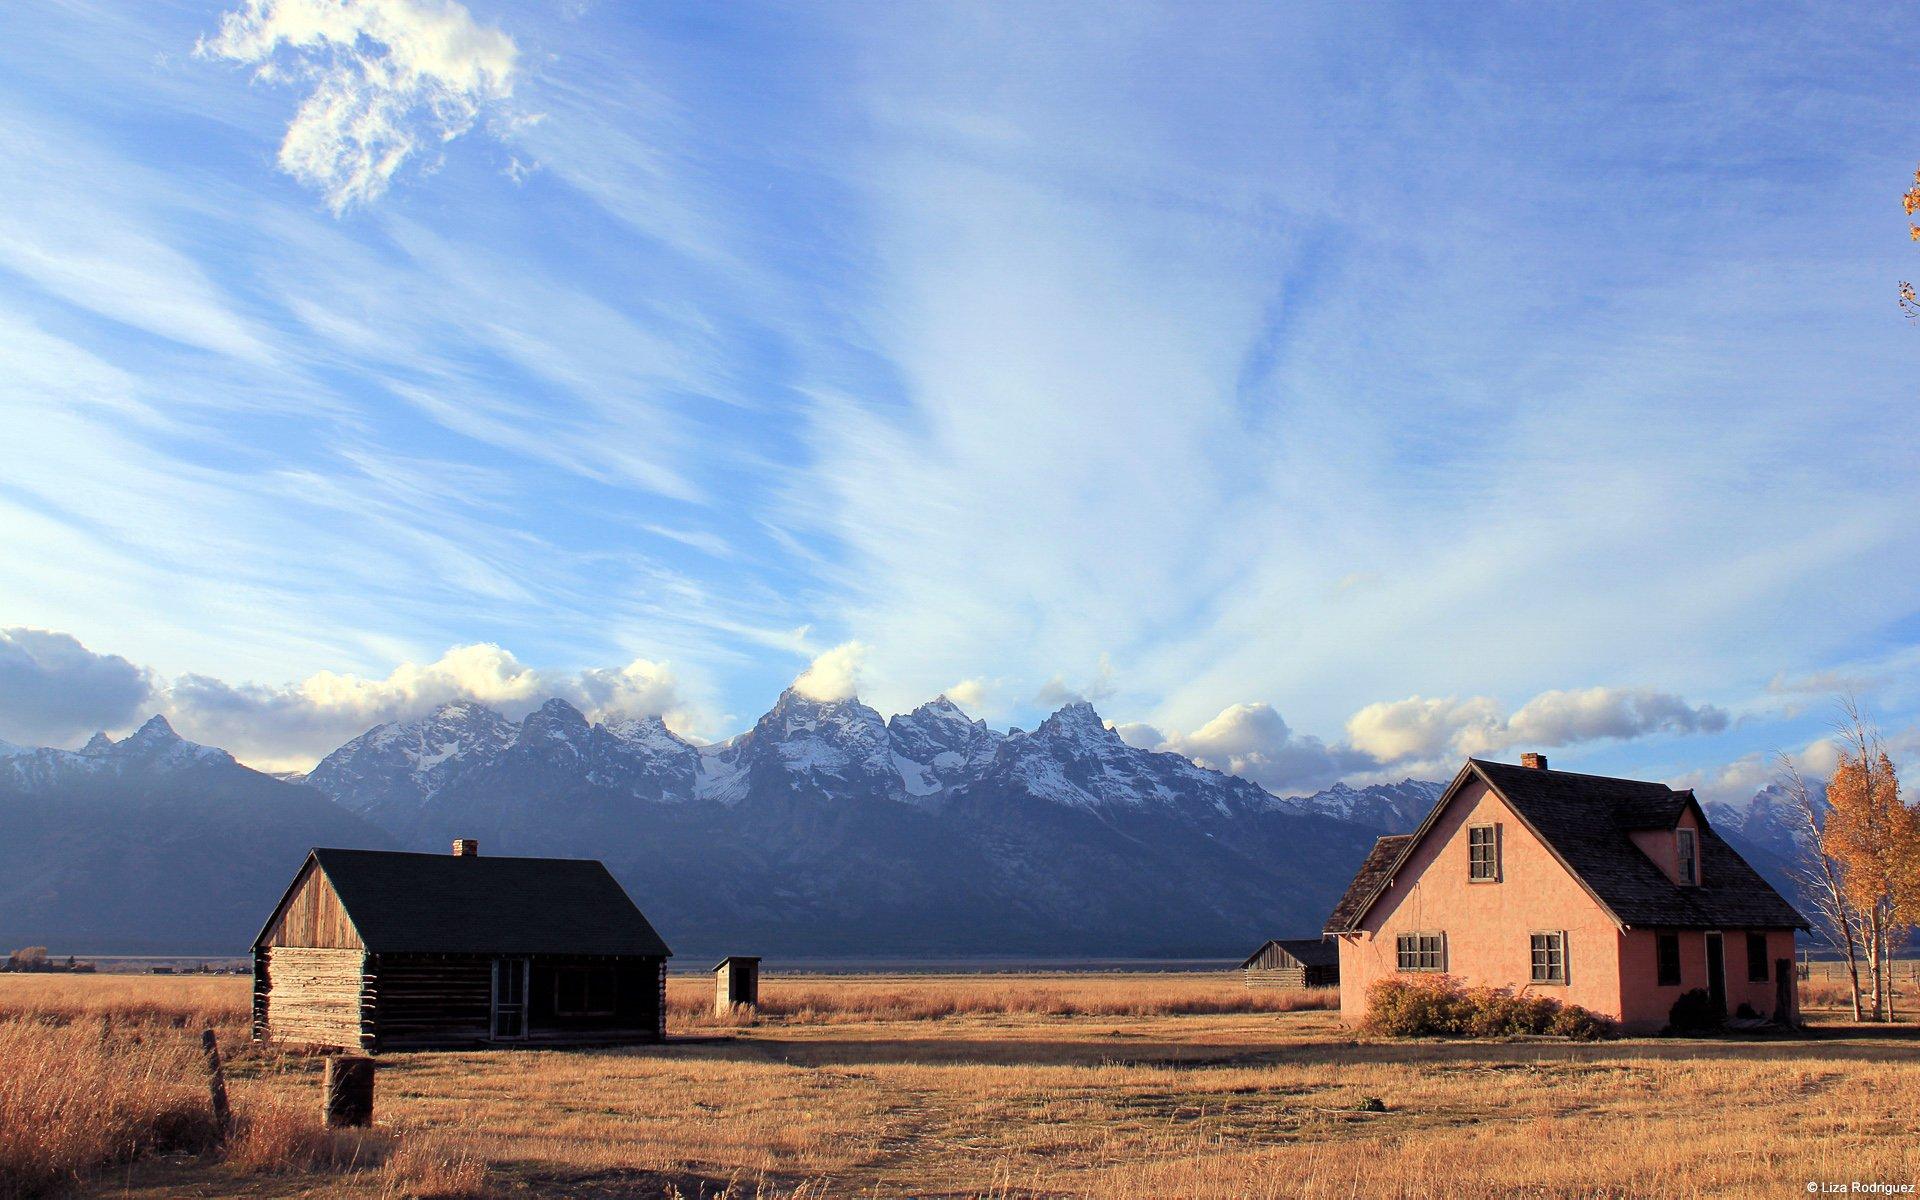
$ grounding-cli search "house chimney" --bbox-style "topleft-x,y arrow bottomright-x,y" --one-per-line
452,838 -> 479,857
1520,753 -> 1548,771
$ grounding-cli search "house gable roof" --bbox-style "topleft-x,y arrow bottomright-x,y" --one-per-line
253,848 -> 673,957
1324,760 -> 1807,934
1323,834 -> 1415,935
1240,938 -> 1340,970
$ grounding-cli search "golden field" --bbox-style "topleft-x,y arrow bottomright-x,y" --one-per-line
2,971 -> 1917,1199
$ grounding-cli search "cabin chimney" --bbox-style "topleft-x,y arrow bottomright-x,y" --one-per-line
452,838 -> 479,857
1520,752 -> 1548,771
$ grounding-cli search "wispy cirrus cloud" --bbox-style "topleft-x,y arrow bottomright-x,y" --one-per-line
197,0 -> 522,212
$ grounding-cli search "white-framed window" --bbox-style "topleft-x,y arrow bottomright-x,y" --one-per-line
1396,931 -> 1446,972
1676,829 -> 1698,886
1530,931 -> 1567,984
1468,824 -> 1501,882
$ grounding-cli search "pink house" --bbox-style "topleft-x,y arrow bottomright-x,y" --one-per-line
1323,754 -> 1806,1034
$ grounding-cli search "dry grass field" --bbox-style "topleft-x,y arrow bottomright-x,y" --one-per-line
3,970 -> 1917,1199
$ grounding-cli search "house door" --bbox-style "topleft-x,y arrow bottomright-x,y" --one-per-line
491,958 -> 529,1040
1704,934 -> 1727,1017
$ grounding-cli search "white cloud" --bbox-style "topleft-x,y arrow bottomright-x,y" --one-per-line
1345,695 -> 1506,763
0,628 -> 156,746
944,677 -> 990,711
1345,687 -> 1728,769
1507,686 -> 1728,746
792,641 -> 867,702
1119,702 -> 1370,796
1032,655 -> 1118,709
199,0 -> 520,212
166,642 -> 694,769
1149,701 -> 1367,795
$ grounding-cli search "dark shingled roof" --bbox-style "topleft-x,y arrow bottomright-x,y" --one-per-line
1240,938 -> 1339,970
265,848 -> 673,957
1324,835 -> 1414,935
1325,761 -> 1807,933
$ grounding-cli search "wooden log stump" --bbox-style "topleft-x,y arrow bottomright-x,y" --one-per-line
322,1055 -> 375,1128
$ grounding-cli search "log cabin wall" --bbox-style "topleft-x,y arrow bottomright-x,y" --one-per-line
369,955 -> 494,1048
1241,942 -> 1338,989
1244,965 -> 1310,988
262,946 -> 372,1049
524,956 -> 663,1040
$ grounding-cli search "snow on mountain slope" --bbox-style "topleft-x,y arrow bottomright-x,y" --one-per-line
1280,778 -> 1445,831
887,695 -> 1003,800
978,701 -> 1284,816
304,700 -> 517,821
0,715 -> 235,790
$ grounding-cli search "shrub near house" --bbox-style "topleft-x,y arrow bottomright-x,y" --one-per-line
1325,755 -> 1808,1034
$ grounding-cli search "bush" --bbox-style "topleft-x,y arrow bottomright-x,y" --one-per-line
1667,988 -> 1723,1033
1361,975 -> 1617,1040
1546,1004 -> 1616,1041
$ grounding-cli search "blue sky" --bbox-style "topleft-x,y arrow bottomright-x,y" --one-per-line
1,0 -> 1917,796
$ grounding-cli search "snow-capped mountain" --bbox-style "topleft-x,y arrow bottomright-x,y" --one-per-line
980,701 -> 1281,815
0,693 -> 1817,957
0,715 -> 235,791
1281,778 -> 1446,831
0,714 -> 387,953
887,695 -> 1004,800
305,700 -> 517,828
695,689 -> 900,807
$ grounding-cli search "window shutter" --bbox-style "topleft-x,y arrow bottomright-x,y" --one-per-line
1560,930 -> 1569,986
1440,931 -> 1449,973
1495,823 -> 1504,882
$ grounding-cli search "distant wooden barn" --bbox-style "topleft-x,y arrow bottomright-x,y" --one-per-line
1240,938 -> 1339,988
252,841 -> 672,1051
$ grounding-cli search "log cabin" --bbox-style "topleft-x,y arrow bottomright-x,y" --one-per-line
1239,938 -> 1339,988
252,840 -> 672,1051
1324,754 -> 1807,1033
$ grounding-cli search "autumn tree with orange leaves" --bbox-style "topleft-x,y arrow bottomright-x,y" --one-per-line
1817,702 -> 1920,1020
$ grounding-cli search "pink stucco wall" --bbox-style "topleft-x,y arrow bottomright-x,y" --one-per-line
1616,927 -> 1797,1029
1334,776 -> 1799,1034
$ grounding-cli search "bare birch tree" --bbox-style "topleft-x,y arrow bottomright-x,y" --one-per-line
1780,752 -> 1865,1021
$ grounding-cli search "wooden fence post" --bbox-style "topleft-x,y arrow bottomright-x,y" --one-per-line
322,1055 -> 375,1128
200,1029 -> 231,1142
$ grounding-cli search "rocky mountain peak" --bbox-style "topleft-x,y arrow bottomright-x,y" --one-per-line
1032,701 -> 1120,745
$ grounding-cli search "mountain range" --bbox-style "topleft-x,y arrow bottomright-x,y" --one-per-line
0,693 -> 1808,958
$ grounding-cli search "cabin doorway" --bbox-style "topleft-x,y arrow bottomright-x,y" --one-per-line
1704,933 -> 1727,1017
491,958 -> 529,1040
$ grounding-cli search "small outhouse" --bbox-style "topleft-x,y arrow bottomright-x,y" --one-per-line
714,956 -> 761,1016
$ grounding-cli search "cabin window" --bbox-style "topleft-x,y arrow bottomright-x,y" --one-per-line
1468,824 -> 1500,881
554,967 -> 617,1017
1396,932 -> 1445,972
1747,933 -> 1769,982
1656,933 -> 1682,986
1529,931 -> 1567,984
1676,829 -> 1697,885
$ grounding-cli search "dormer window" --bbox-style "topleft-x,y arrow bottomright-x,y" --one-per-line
1676,829 -> 1697,886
